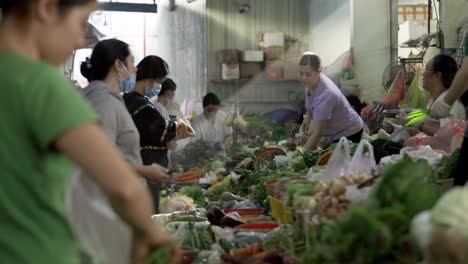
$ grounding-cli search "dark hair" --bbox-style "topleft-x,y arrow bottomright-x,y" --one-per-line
299,52 -> 321,72
136,56 -> 169,81
0,0 -> 94,18
159,78 -> 176,96
203,93 -> 220,108
429,55 -> 458,89
80,39 -> 130,82
346,95 -> 366,115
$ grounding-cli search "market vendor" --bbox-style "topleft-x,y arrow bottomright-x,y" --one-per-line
124,55 -> 193,211
299,52 -> 364,151
398,55 -> 465,136
431,33 -> 468,186
192,93 -> 233,150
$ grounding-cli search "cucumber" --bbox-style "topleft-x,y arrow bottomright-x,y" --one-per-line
172,216 -> 207,222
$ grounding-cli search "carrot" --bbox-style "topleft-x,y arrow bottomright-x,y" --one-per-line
254,251 -> 268,258
232,244 -> 260,256
175,172 -> 204,183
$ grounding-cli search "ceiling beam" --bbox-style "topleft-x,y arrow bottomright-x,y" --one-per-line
98,2 -> 158,13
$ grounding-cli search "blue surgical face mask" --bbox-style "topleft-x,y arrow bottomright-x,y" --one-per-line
118,63 -> 136,93
145,83 -> 161,98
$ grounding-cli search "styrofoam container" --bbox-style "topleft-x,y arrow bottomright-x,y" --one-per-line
241,50 -> 264,62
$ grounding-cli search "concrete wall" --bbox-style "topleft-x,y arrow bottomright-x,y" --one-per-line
205,0 -> 309,114
351,0 -> 392,101
151,0 -> 207,103
441,0 -> 468,49
309,0 -> 351,66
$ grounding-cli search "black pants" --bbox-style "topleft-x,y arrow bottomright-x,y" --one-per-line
333,129 -> 363,144
452,136 -> 468,186
142,149 -> 168,213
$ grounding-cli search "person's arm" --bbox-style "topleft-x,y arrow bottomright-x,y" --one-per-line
446,57 -> 468,105
432,57 -> 468,118
132,164 -> 169,183
418,121 -> 439,136
55,123 -> 158,237
303,120 -> 326,151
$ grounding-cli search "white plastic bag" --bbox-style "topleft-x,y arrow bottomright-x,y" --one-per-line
317,137 -> 351,181
66,171 -> 132,264
347,140 -> 377,177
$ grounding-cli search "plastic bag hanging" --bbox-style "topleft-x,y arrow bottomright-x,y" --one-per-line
348,140 -> 377,177
316,137 -> 352,181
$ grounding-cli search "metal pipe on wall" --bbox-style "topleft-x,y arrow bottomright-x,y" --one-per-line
390,0 -> 399,62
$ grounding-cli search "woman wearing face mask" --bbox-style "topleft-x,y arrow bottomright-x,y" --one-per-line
154,78 -> 177,121
299,53 -> 364,151
192,93 -> 233,150
124,56 -> 193,212
76,40 -> 175,263
0,1 -> 177,264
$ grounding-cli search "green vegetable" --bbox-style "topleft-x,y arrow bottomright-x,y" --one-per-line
219,238 -> 234,252
290,156 -> 307,172
433,148 -> 460,181
181,223 -> 214,251
178,186 -> 207,207
431,188 -> 468,238
172,216 -> 207,222
143,245 -> 171,264
300,157 -> 442,263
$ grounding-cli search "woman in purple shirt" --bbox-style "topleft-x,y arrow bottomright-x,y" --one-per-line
299,53 -> 364,150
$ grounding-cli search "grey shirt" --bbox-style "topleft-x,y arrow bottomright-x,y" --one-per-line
81,81 -> 142,165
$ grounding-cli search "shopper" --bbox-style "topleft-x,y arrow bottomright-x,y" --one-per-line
431,34 -> 468,186
75,39 -> 173,263
0,1 -> 176,264
124,56 -> 192,212
154,77 -> 177,121
192,93 -> 233,150
299,52 -> 364,150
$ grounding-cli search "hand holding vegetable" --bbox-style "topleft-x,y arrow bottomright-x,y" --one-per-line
143,164 -> 169,183
175,118 -> 195,139
132,227 -> 181,264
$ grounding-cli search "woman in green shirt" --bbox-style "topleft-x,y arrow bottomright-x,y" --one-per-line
0,1 -> 177,263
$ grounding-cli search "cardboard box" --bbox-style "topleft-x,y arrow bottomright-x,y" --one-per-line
264,46 -> 285,61
241,50 -> 264,62
285,40 -> 309,55
263,61 -> 284,80
283,54 -> 302,80
263,32 -> 285,47
217,49 -> 240,64
240,62 -> 263,79
221,63 -> 240,80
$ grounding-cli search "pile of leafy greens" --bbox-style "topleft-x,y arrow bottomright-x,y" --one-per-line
301,156 -> 441,264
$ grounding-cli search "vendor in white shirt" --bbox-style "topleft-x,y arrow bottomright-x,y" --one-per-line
411,55 -> 465,136
192,93 -> 233,148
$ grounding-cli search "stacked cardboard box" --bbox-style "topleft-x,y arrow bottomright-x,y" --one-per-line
259,32 -> 285,80
240,50 -> 263,79
217,49 -> 240,80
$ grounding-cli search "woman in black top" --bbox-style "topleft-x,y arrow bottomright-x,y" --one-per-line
124,55 -> 191,212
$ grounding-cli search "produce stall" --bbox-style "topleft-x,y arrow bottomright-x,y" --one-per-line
149,114 -> 462,264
